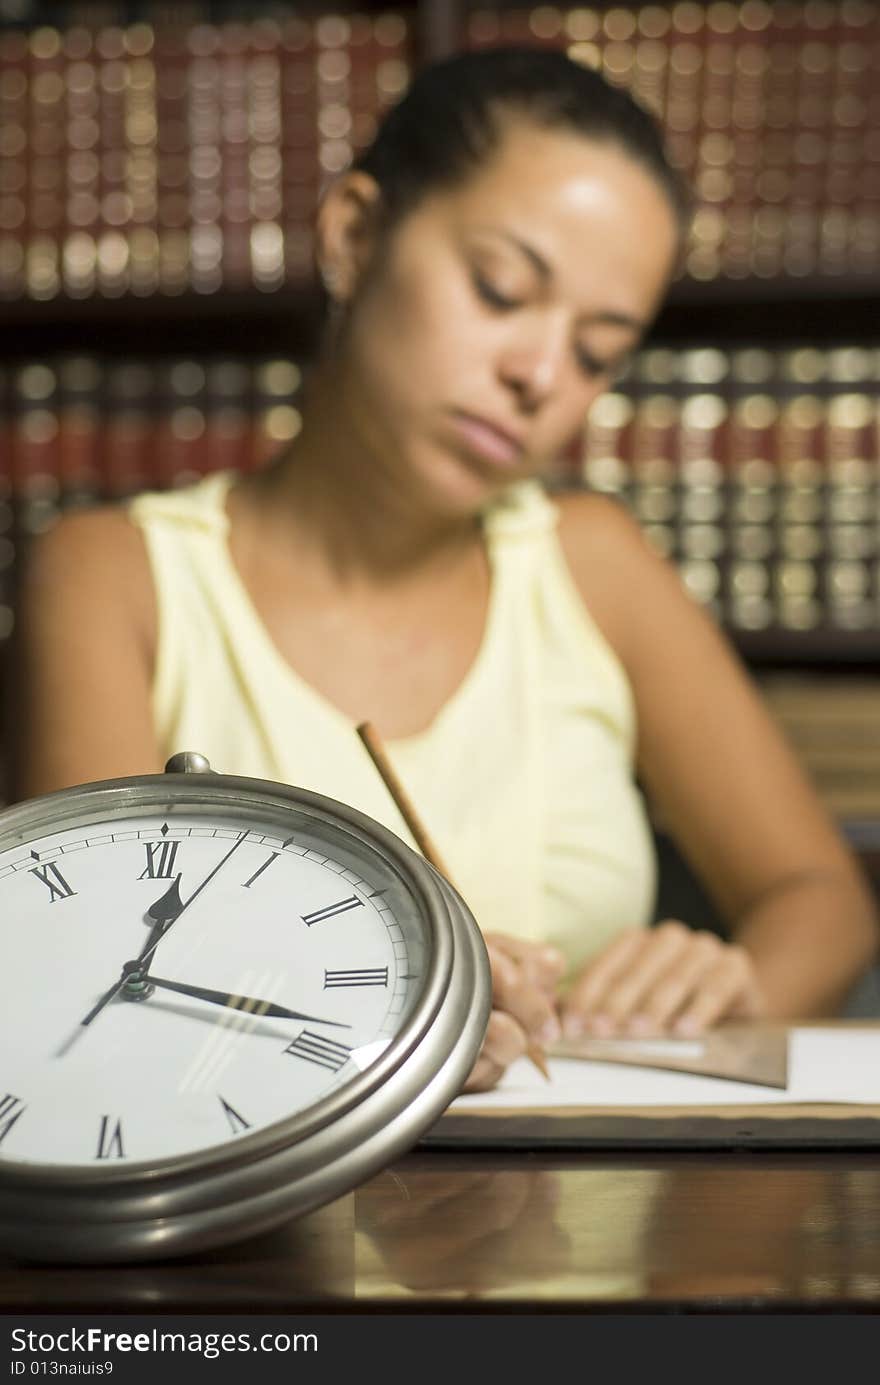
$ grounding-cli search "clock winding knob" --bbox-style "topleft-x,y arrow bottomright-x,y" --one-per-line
164,752 -> 215,775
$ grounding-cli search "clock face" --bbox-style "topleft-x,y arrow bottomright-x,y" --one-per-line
0,795 -> 429,1170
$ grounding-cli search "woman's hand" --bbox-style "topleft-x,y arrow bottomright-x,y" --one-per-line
558,921 -> 767,1040
463,933 -> 565,1092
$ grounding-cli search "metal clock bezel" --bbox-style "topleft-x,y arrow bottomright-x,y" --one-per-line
0,770 -> 491,1263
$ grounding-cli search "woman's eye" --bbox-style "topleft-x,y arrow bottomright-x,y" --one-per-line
576,347 -> 612,379
473,274 -> 522,310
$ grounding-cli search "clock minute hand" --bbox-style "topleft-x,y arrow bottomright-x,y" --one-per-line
59,835 -> 249,1050
70,876 -> 189,1034
136,833 -> 248,972
145,975 -> 351,1029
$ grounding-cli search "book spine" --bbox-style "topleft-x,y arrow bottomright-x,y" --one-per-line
10,361 -> 62,547
0,29 -> 29,300
153,358 -> 208,489
249,357 -> 303,472
154,24 -> 190,294
205,358 -> 253,477
57,354 -> 103,508
102,360 -> 156,499
824,347 -> 877,629
0,363 -> 15,647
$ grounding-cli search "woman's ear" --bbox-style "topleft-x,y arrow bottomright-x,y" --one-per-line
315,170 -> 384,302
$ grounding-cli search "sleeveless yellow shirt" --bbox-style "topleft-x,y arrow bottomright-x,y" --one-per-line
128,472 -> 655,975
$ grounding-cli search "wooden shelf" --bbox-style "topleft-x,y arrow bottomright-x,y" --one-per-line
0,283 -> 326,359
733,630 -> 880,669
1,271 -> 878,359
655,276 -> 880,344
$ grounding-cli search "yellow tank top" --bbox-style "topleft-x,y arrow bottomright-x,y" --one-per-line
128,472 -> 656,975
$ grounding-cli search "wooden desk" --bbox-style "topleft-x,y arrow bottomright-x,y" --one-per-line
3,1148 -> 880,1312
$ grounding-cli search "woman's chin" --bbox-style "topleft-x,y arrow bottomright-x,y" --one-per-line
419,448 -> 522,515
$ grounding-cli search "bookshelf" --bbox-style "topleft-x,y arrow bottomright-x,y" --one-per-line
1,0 -> 879,839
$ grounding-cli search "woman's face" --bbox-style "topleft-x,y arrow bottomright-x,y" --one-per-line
323,117 -> 681,514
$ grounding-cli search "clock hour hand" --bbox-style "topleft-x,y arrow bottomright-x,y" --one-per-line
62,877 -> 189,1039
145,975 -> 351,1029
58,835 -> 249,1054
124,873 -> 186,999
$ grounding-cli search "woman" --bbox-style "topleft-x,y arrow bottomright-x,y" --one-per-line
11,49 -> 878,1091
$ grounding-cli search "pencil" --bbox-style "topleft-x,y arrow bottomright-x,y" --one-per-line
356,720 -> 551,1082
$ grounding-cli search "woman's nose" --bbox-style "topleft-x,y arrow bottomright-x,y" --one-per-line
497,320 -> 568,410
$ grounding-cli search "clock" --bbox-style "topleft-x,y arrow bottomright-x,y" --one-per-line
0,754 -> 491,1264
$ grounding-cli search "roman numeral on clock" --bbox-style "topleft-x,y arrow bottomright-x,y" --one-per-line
0,1093 -> 25,1145
96,1115 -> 125,1160
219,1096 -> 251,1135
29,858 -> 76,902
139,839 -> 180,880
284,1031 -> 352,1072
301,895 -> 363,927
241,852 -> 279,888
324,967 -> 389,989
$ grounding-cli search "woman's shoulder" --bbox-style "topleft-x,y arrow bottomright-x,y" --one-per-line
25,502 -> 150,583
552,487 -> 725,681
555,487 -> 649,556
20,503 -> 156,658
552,490 -> 664,660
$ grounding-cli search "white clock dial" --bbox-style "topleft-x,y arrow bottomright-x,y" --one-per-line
0,805 -> 425,1167
0,767 -> 490,1265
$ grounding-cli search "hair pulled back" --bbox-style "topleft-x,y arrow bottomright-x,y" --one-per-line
355,46 -> 691,234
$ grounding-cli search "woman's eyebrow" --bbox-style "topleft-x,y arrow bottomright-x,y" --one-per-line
481,227 -> 647,332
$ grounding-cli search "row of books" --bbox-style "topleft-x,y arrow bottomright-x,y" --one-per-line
759,674 -> 880,821
573,342 -> 880,633
0,344 -> 879,643
466,1 -> 880,282
2,1 -> 880,299
0,354 -> 305,501
0,10 -> 412,298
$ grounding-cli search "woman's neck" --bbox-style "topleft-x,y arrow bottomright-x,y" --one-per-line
252,367 -> 485,586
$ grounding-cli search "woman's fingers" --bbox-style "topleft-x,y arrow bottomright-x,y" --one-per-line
670,945 -> 766,1035
463,936 -> 565,1093
559,923 -> 767,1038
483,932 -> 566,994
463,1011 -> 528,1092
487,939 -> 561,1044
559,925 -> 659,1036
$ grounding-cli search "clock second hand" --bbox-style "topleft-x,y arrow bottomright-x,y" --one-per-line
56,834 -> 249,1055
144,975 -> 351,1029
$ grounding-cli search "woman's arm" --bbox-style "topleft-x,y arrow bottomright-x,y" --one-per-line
556,493 -> 879,1026
8,507 -> 163,802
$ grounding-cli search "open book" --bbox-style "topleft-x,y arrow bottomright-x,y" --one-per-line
424,1024 -> 880,1149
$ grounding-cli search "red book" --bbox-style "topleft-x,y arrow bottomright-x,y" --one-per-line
153,358 -> 209,489
57,354 -> 103,506
10,360 -> 62,540
102,360 -> 157,499
0,30 -> 28,300
205,358 -> 253,477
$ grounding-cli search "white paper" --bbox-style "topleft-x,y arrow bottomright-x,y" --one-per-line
449,1028 -> 880,1109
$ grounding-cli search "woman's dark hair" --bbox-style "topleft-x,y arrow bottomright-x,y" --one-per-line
355,46 -> 691,235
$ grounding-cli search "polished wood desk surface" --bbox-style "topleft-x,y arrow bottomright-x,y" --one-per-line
3,1148 -> 880,1312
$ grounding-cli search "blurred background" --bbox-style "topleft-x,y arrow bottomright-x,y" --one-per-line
0,0 -> 878,966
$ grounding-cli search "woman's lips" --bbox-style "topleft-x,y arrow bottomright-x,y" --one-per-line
448,411 -> 525,470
